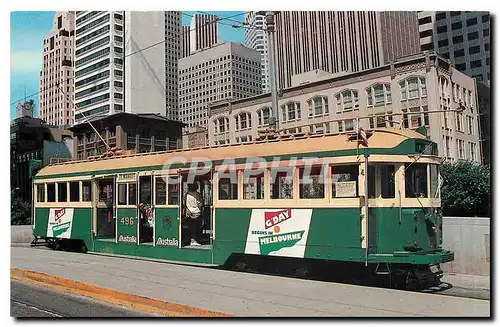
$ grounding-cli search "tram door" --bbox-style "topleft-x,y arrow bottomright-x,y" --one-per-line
178,171 -> 213,247
92,175 -> 116,241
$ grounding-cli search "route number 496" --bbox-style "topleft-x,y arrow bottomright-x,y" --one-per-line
120,217 -> 135,225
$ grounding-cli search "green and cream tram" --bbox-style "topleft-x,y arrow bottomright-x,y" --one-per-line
32,127 -> 453,289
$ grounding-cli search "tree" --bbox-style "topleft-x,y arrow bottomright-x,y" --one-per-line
440,161 -> 491,217
11,190 -> 31,225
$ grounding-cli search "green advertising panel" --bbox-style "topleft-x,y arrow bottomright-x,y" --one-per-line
154,208 -> 180,248
117,208 -> 138,244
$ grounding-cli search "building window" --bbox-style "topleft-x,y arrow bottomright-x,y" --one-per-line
454,49 -> 465,58
467,31 -> 479,40
400,77 -> 426,101
456,112 -> 464,132
311,123 -> 331,134
470,142 -> 477,161
402,106 -> 429,129
455,63 -> 466,71
307,96 -> 329,117
451,22 -> 462,30
438,39 -> 449,47
467,116 -> 474,134
235,112 -> 252,131
257,107 -> 271,127
335,90 -> 359,112
214,116 -> 229,134
338,119 -> 355,132
436,12 -> 446,20
469,46 -> 481,55
367,84 -> 391,106
466,17 -> 478,26
457,139 -> 465,159
471,60 -> 482,68
452,35 -> 463,44
280,102 -> 301,122
436,25 -> 447,34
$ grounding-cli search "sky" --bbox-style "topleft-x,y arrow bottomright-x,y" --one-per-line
9,11 -> 245,120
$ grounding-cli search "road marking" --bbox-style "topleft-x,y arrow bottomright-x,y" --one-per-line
11,268 -> 231,317
11,299 -> 63,317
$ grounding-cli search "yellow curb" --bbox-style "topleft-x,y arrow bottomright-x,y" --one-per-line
11,268 -> 232,317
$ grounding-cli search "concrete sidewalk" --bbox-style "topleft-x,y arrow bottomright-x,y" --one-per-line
442,273 -> 490,291
10,247 -> 489,317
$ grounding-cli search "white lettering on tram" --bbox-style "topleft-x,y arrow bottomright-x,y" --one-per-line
156,237 -> 179,247
118,235 -> 137,243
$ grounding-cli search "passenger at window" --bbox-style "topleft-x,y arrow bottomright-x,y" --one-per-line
184,183 -> 203,246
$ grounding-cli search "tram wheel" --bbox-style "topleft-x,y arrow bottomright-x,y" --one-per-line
80,243 -> 88,253
405,271 -> 421,291
54,242 -> 62,251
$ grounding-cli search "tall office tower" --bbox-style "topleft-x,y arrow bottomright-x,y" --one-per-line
73,11 -> 177,125
181,25 -> 191,58
164,11 -> 182,120
274,11 -> 421,90
178,42 -> 261,129
73,11 -> 126,125
418,11 -> 490,86
189,13 -> 218,53
39,11 -> 75,128
243,12 -> 270,93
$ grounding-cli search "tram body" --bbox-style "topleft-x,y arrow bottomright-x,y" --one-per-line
32,128 -> 453,288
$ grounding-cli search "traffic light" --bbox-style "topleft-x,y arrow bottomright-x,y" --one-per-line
347,128 -> 372,147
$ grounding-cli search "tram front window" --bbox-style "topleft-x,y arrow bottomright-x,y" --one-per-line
405,163 -> 428,198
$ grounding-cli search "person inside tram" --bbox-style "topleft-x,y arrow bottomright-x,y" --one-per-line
184,183 -> 203,246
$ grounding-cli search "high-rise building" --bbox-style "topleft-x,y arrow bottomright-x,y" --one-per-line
189,13 -> 218,53
418,11 -> 490,87
73,11 -> 179,125
164,12 -> 182,120
243,12 -> 270,93
178,42 -> 261,129
273,11 -> 421,90
181,25 -> 191,58
39,11 -> 75,128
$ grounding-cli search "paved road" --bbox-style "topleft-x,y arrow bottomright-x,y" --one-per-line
11,279 -> 151,317
11,246 -> 490,317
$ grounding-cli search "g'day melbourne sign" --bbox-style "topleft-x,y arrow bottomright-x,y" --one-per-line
245,209 -> 313,258
47,208 -> 75,238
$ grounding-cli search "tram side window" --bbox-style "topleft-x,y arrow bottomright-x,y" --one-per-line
219,177 -> 238,200
299,166 -> 325,199
37,184 -> 45,202
430,164 -> 439,198
128,183 -> 137,205
405,163 -> 428,198
156,177 -> 167,205
118,184 -> 127,205
332,165 -> 359,198
69,182 -> 80,202
243,172 -> 264,200
58,182 -> 67,202
168,177 -> 179,205
47,183 -> 56,202
270,168 -> 293,199
82,181 -> 92,201
380,165 -> 396,199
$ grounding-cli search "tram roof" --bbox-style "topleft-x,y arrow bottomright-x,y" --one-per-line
35,128 -> 432,179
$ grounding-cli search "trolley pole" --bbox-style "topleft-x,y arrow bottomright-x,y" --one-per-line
364,151 -> 369,266
261,11 -> 279,132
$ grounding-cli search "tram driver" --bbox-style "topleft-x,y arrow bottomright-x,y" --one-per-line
184,183 -> 203,246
